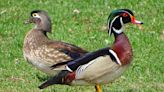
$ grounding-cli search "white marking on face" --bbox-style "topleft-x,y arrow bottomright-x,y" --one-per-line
108,15 -> 119,35
32,13 -> 41,18
120,17 -> 124,26
112,17 -> 124,34
108,10 -> 132,35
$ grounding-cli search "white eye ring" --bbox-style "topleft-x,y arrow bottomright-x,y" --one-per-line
32,13 -> 41,18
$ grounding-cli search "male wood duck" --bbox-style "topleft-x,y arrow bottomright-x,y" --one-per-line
23,10 -> 88,76
38,9 -> 143,92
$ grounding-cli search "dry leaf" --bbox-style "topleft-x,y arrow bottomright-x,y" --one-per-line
73,9 -> 80,14
160,30 -> 164,40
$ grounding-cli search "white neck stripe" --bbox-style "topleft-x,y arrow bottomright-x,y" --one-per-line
109,49 -> 122,65
65,65 -> 73,72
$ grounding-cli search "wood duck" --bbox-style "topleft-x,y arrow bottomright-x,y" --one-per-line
38,9 -> 143,92
23,10 -> 88,76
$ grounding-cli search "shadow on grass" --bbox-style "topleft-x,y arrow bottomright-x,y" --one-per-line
35,73 -> 50,82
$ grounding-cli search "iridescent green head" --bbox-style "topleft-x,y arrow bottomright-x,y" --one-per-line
107,9 -> 143,36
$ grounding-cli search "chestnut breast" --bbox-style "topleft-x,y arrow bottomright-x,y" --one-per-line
112,33 -> 133,65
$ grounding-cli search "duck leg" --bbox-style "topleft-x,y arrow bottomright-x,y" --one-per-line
95,84 -> 102,92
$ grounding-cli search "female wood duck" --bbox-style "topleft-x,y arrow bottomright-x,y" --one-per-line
38,9 -> 143,92
23,10 -> 88,76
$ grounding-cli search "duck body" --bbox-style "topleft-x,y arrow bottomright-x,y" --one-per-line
38,32 -> 133,88
72,57 -> 129,85
23,29 -> 66,75
38,9 -> 143,92
23,10 -> 88,76
71,33 -> 132,85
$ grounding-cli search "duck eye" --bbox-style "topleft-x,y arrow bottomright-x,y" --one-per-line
122,13 -> 128,17
32,13 -> 37,17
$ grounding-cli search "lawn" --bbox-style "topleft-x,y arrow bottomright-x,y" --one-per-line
0,0 -> 164,92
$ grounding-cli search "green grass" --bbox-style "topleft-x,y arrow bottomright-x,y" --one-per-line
0,0 -> 164,92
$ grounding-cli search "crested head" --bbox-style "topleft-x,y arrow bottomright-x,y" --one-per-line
25,10 -> 52,32
107,9 -> 143,36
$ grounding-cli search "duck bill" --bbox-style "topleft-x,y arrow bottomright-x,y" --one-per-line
24,17 -> 33,24
131,16 -> 143,25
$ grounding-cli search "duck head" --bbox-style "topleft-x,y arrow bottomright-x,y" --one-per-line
25,10 -> 52,32
108,9 -> 143,36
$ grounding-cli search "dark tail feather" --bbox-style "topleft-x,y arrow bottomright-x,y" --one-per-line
38,70 -> 69,89
38,76 -> 59,89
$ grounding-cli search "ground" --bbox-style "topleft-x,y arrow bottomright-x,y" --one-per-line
0,0 -> 164,92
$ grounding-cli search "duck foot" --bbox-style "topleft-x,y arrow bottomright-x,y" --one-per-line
95,84 -> 102,92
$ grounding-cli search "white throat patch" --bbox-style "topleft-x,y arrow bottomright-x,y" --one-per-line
112,17 -> 124,34
108,16 -> 124,35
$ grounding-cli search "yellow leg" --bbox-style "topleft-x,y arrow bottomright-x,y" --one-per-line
95,84 -> 102,92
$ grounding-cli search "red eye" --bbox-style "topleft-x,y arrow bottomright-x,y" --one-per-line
122,13 -> 128,17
